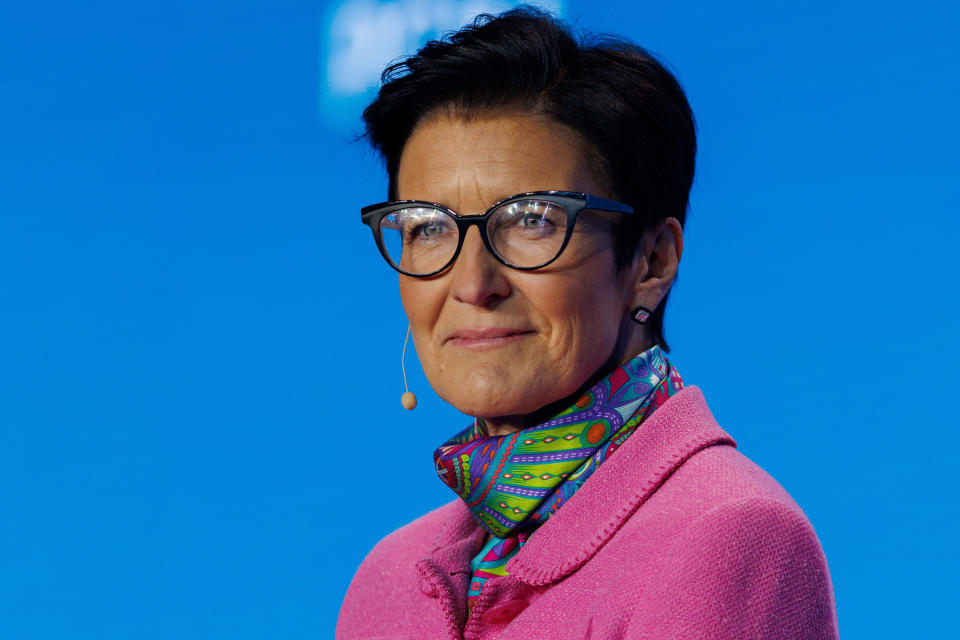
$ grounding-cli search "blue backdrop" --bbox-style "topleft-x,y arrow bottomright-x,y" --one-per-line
2,1 -> 957,637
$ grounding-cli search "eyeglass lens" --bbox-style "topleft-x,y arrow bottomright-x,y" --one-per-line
378,199 -> 570,274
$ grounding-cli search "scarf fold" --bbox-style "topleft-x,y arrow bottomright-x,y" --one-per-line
432,345 -> 685,612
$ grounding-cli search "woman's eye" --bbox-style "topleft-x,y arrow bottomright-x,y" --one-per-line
518,212 -> 551,227
399,211 -> 453,243
503,203 -> 560,233
411,221 -> 445,238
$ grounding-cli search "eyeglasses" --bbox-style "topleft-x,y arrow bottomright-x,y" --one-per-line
360,191 -> 634,277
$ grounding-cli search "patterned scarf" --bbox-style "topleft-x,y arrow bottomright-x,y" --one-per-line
433,345 -> 684,612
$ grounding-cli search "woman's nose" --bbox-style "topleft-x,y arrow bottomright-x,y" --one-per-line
448,226 -> 511,307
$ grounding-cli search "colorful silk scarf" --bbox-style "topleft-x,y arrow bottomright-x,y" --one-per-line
433,345 -> 684,612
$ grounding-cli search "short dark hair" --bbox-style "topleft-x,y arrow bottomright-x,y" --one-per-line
362,6 -> 696,352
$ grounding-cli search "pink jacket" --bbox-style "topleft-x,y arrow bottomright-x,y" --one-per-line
336,386 -> 839,639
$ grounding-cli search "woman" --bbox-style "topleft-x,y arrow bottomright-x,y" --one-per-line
337,8 -> 838,640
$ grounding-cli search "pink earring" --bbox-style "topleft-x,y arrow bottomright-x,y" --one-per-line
631,305 -> 653,324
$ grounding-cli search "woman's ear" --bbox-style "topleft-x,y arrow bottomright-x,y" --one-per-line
627,216 -> 684,312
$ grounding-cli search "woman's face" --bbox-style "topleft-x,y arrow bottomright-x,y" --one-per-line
397,114 -> 644,433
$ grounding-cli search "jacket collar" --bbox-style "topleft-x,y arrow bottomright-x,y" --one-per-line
422,385 -> 736,589
507,385 -> 735,585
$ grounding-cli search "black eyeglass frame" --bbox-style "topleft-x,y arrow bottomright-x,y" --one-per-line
360,190 -> 635,277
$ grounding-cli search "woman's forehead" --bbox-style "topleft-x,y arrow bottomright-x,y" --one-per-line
396,114 -> 602,209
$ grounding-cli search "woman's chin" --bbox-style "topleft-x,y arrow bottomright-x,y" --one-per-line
426,356 -> 588,427
446,394 -> 529,424
437,382 -> 525,419
438,380 -> 566,433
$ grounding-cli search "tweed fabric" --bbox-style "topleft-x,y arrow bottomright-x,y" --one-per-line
336,386 -> 839,640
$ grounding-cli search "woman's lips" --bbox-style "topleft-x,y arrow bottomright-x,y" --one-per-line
446,327 -> 535,350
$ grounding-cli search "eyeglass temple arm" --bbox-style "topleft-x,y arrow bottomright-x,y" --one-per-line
584,194 -> 634,214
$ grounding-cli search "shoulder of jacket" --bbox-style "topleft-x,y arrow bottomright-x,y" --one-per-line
356,498 -> 460,568
685,494 -> 818,543
666,441 -> 802,510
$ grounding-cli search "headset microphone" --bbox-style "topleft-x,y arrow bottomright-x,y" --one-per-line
400,325 -> 418,410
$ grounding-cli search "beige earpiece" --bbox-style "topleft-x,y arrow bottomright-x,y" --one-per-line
401,325 -> 418,410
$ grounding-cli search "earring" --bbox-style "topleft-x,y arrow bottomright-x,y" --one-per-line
631,305 -> 653,324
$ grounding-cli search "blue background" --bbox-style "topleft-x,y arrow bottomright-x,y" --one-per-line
2,1 -> 957,637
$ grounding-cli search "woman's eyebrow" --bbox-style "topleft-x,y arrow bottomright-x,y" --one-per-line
435,193 -> 518,214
